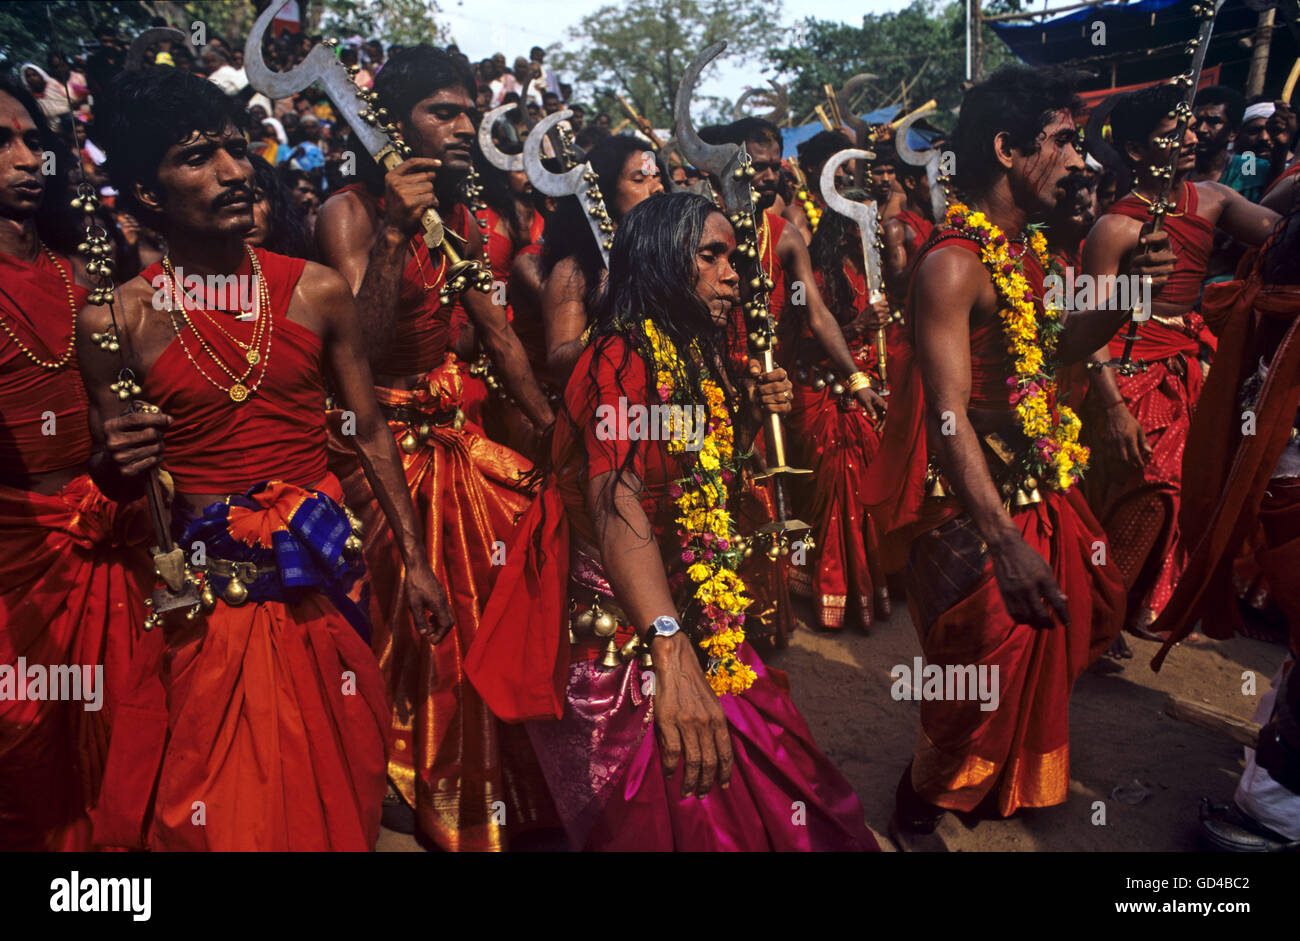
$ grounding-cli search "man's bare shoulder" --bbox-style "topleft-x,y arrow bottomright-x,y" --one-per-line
316,187 -> 377,239
1084,211 -> 1141,247
295,259 -> 353,310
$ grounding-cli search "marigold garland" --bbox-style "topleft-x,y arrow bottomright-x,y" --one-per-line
642,320 -> 756,696
943,200 -> 1090,494
796,188 -> 822,232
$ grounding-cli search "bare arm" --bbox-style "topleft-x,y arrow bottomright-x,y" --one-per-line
778,225 -> 884,421
781,201 -> 813,246
461,269 -> 554,429
75,293 -> 169,503
913,248 -> 1068,631
1203,181 -> 1281,246
882,216 -> 911,300
307,263 -> 455,639
1058,218 -> 1174,363
542,257 -> 591,386
315,158 -> 441,369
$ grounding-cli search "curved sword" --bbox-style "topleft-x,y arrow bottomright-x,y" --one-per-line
523,109 -> 612,266
673,41 -> 745,211
821,149 -> 883,303
478,103 -> 524,172
895,102 -> 947,222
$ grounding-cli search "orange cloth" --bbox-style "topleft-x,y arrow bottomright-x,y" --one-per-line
0,476 -> 150,850
328,357 -> 553,851
91,477 -> 389,851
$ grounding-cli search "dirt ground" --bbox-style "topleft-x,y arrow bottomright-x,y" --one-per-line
775,596 -> 1288,852
378,597 -> 1289,853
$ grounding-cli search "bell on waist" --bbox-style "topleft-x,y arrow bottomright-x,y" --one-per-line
598,636 -> 622,669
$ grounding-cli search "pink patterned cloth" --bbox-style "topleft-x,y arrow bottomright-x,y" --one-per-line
527,641 -> 879,851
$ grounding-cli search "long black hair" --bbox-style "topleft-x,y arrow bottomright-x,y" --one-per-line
540,134 -> 659,311
248,154 -> 313,260
808,189 -> 869,325
469,143 -> 527,244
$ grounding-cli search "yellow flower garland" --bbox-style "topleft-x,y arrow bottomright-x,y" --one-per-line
643,320 -> 756,696
943,200 -> 1090,493
796,188 -> 822,232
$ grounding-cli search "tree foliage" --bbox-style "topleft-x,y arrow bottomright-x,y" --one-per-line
767,0 -> 1017,130
315,0 -> 445,46
555,0 -> 782,129
0,1 -> 154,69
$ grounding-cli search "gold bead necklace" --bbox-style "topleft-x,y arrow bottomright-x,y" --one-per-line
0,246 -> 80,370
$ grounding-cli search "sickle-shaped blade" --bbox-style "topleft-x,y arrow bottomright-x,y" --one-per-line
524,110 -> 612,267
733,87 -> 767,120
523,110 -> 584,197
478,103 -> 523,172
673,42 -> 737,180
1084,93 -> 1125,173
126,27 -> 187,71
245,0 -> 388,157
835,73 -> 877,141
766,80 -> 788,124
894,103 -> 946,222
820,149 -> 883,300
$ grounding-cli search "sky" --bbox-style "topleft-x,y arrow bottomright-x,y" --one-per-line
436,0 -> 1086,101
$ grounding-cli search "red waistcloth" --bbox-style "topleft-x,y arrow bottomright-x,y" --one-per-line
91,476 -> 389,851
1106,181 -> 1214,311
139,248 -> 328,494
0,249 -> 91,475
0,475 -> 150,850
1149,249 -> 1300,666
330,184 -> 470,375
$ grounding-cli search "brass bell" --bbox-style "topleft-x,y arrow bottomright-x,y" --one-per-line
619,635 -> 640,662
830,382 -> 845,397
417,423 -> 431,439
639,648 -> 655,668
811,377 -> 825,391
223,577 -> 249,606
593,609 -> 616,638
1014,487 -> 1032,507
200,585 -> 217,610
926,472 -> 948,498
399,430 -> 419,453
344,534 -> 364,556
575,607 -> 595,633
568,626 -> 577,644
766,542 -> 781,560
598,636 -> 622,669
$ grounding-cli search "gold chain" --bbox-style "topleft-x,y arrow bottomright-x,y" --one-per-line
163,249 -> 273,403
162,246 -> 265,363
0,246 -> 79,370
1128,184 -> 1186,218
412,236 -> 447,292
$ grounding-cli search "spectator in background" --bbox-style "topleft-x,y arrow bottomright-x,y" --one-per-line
47,52 -> 88,112
201,46 -> 247,96
542,90 -> 562,115
19,64 -> 70,130
365,40 -> 386,77
1191,85 -> 1244,190
245,155 -> 316,257
569,103 -> 585,134
594,112 -> 611,130
286,113 -> 326,173
530,45 -> 560,97
84,23 -> 124,98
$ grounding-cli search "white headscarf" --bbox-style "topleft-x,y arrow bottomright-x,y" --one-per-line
1243,102 -> 1276,124
19,63 -> 70,126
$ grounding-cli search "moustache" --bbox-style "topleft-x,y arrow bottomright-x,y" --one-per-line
213,187 -> 253,210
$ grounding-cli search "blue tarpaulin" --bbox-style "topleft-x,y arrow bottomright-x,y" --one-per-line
780,105 -> 944,158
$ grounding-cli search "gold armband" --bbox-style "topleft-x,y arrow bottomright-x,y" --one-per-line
845,371 -> 872,394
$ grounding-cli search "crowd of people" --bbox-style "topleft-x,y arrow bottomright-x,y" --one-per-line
0,12 -> 1298,855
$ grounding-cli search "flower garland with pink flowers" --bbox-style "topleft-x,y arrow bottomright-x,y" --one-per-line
642,319 -> 756,696
943,199 -> 1090,493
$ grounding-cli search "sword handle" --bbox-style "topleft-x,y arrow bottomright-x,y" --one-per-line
875,328 -> 889,391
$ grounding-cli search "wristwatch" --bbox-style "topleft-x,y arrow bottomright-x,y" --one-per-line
645,615 -> 681,644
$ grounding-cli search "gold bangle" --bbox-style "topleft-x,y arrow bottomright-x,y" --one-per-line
845,371 -> 872,394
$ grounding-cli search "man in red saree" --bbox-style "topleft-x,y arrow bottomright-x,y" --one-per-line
315,46 -> 556,850
1080,83 -> 1279,637
468,193 -> 877,851
80,67 -> 449,851
0,77 -> 151,851
865,66 -> 1173,848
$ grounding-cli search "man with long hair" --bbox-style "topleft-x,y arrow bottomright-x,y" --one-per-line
468,192 -> 878,851
863,65 -> 1175,847
80,66 -> 449,851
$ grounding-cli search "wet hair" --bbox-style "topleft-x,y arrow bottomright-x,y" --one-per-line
97,66 -> 243,226
541,134 -> 658,308
808,188 -> 869,326
248,155 -> 313,259
797,130 -> 849,172
577,191 -> 734,521
1193,85 -> 1245,131
952,63 -> 1083,197
1109,82 -> 1184,168
0,73 -> 77,252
